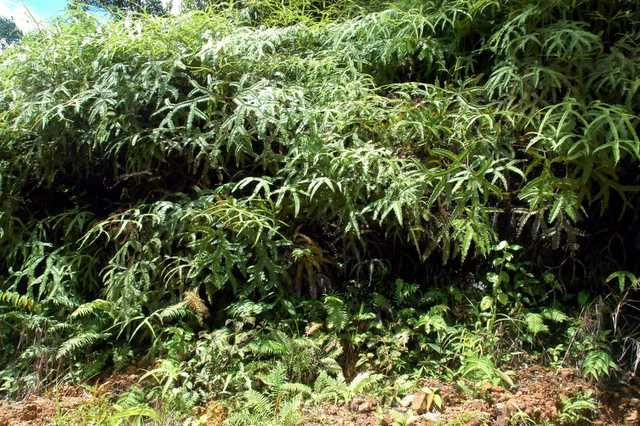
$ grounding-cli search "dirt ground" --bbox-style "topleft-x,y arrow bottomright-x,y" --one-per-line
1,367 -> 638,425
302,366 -> 640,425
0,372 -> 139,426
0,386 -> 89,426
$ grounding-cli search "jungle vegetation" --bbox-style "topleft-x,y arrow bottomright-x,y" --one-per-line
0,0 -> 639,424
0,16 -> 22,48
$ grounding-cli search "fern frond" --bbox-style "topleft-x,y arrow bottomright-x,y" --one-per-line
0,290 -> 38,312
323,295 -> 349,332
154,302 -> 190,324
70,299 -> 112,320
582,350 -> 617,381
525,313 -> 549,336
57,332 -> 109,359
348,371 -> 383,394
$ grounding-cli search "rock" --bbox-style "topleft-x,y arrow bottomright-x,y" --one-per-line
422,412 -> 441,422
405,411 -> 440,425
629,397 -> 640,408
399,394 -> 415,407
349,396 -> 365,412
411,392 -> 428,413
357,400 -> 376,413
407,415 -> 421,425
559,368 -> 574,379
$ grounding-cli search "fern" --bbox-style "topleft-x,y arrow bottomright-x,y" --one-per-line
323,296 -> 349,332
582,350 -> 617,381
0,290 -> 38,312
541,308 -> 568,323
348,371 -> 383,395
70,299 -> 112,320
57,332 -> 109,359
458,356 -> 514,387
154,302 -> 191,323
228,364 -> 311,425
558,391 -> 597,424
525,313 -> 549,336
278,394 -> 304,426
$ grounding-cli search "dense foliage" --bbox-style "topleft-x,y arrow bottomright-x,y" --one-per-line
0,16 -> 22,48
76,0 -> 166,14
1,0 -> 639,423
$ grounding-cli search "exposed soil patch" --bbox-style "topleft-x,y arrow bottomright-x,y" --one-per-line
596,380 -> 640,426
303,402 -> 379,426
1,366 -> 638,425
303,366 -> 639,426
0,386 -> 90,426
0,371 -> 141,426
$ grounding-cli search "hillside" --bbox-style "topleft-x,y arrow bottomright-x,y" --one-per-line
1,1 -> 639,424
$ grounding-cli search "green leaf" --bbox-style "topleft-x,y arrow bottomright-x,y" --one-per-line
525,313 -> 549,336
480,296 -> 493,311
605,271 -> 638,292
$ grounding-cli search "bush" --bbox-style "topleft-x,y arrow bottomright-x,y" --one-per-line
1,0 -> 639,403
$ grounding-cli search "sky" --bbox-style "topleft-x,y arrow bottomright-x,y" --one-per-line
18,0 -> 68,19
0,1 -> 182,32
0,0 -> 68,31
